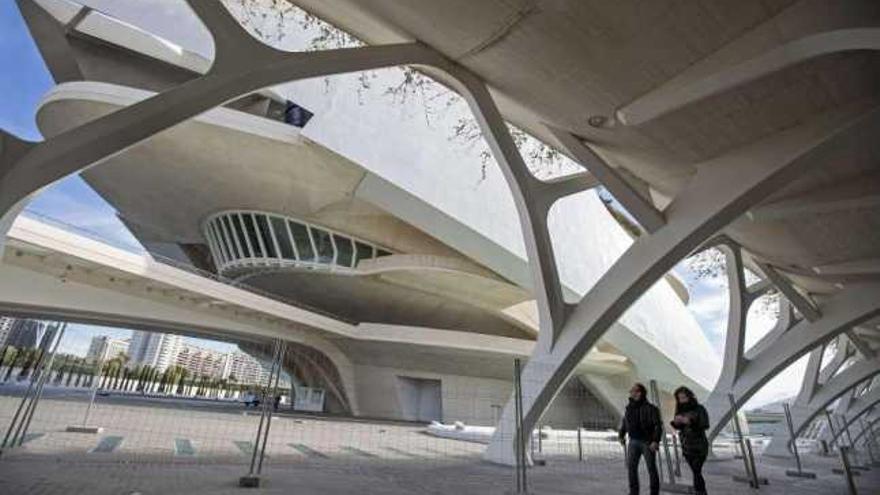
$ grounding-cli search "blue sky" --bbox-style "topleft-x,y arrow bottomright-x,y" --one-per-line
0,1 -> 235,356
0,1 -> 801,406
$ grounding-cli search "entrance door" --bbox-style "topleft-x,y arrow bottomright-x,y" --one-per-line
396,377 -> 442,422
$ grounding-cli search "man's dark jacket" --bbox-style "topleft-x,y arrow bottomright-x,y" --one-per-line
618,398 -> 663,444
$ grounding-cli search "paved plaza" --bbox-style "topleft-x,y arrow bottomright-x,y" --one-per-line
1,394 -> 879,494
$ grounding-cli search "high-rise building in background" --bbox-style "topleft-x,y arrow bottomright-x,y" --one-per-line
128,331 -> 182,372
0,316 -> 15,347
86,336 -> 130,363
221,351 -> 272,386
175,342 -> 228,379
3,319 -> 47,350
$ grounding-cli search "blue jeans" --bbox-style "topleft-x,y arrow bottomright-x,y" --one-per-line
626,439 -> 659,495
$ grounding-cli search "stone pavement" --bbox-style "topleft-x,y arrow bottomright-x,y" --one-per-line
1,394 -> 879,493
1,447 -> 879,494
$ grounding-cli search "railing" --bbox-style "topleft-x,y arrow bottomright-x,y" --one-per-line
18,210 -> 358,325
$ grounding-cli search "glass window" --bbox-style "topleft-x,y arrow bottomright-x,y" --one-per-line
255,214 -> 277,258
210,222 -> 228,263
288,221 -> 314,261
311,227 -> 334,264
354,241 -> 373,265
333,234 -> 354,268
376,249 -> 392,258
271,217 -> 296,259
230,214 -> 251,257
221,216 -> 240,259
241,214 -> 263,257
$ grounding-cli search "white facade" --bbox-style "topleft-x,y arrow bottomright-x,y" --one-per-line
221,350 -> 270,386
128,331 -> 182,372
86,335 -> 129,362
175,342 -> 228,379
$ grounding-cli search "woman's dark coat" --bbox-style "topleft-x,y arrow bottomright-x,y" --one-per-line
671,402 -> 710,457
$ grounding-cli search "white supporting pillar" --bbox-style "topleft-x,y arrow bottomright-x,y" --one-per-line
483,103 -> 880,464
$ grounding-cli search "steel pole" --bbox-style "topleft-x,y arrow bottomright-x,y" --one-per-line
783,403 -> 803,472
81,353 -> 106,428
650,380 -> 675,483
728,394 -> 754,482
257,342 -> 285,475
1,325 -> 56,455
18,324 -> 66,445
826,410 -> 840,451
839,446 -> 858,495
249,339 -> 280,475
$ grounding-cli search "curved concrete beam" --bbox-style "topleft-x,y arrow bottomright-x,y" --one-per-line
764,354 -> 880,456
3,0 -> 569,375
617,28 -> 880,126
828,387 -> 880,446
705,283 -> 880,441
547,127 -> 665,233
483,103 -> 880,464
851,411 -> 880,447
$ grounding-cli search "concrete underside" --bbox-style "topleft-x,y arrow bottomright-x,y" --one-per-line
294,0 -> 880,296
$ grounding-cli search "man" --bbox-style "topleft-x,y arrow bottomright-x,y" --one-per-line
619,383 -> 662,495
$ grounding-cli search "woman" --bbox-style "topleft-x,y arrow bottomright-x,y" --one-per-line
670,386 -> 710,495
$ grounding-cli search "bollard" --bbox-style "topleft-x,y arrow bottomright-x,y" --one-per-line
577,427 -> 583,462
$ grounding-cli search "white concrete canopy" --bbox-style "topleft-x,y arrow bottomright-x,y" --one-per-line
4,0 -> 879,468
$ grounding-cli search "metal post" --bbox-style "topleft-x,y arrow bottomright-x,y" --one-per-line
10,324 -> 60,447
780,402 -> 816,478
840,414 -> 865,469
577,427 -> 583,462
514,358 -> 527,493
537,424 -> 542,453
249,340 -> 280,476
783,403 -> 803,472
729,394 -> 755,485
860,418 -> 876,465
826,410 -> 840,451
0,326 -> 57,457
81,354 -> 106,428
671,432 -> 681,477
17,324 -> 66,446
839,446 -> 858,495
744,438 -> 761,488
650,380 -> 675,484
514,375 -> 521,493
256,342 -> 285,475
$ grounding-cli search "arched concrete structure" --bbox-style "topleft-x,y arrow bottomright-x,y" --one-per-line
826,387 -> 880,447
4,0 -> 880,468
487,107 -> 880,464
704,283 -> 880,441
764,347 -> 880,456
850,410 -> 880,448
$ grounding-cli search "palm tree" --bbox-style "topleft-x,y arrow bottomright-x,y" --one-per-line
2,347 -> 20,381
